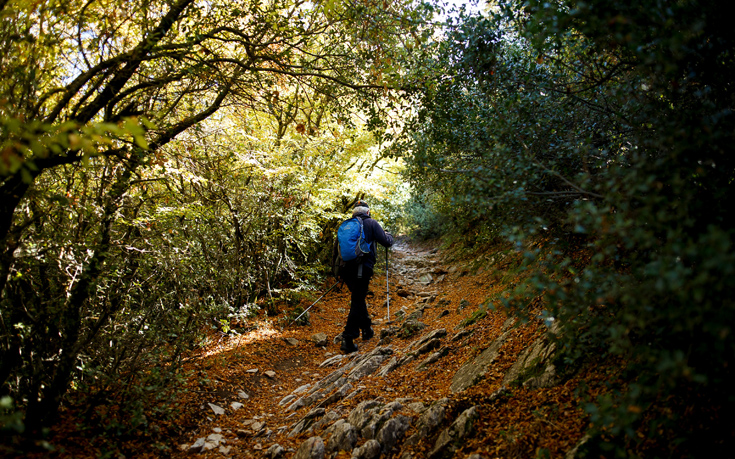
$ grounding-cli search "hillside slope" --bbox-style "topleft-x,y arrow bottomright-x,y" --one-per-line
45,238 -> 608,458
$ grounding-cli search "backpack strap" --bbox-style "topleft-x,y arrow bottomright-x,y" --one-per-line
356,216 -> 365,279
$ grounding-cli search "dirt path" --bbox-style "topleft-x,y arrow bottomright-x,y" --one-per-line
54,237 -> 594,459
170,238 -> 453,456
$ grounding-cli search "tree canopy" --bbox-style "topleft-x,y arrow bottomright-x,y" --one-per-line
2,0 -> 735,456
0,0 -> 428,436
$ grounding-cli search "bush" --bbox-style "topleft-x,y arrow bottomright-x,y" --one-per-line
396,0 -> 735,455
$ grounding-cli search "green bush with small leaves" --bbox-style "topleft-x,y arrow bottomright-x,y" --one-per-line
394,0 -> 735,456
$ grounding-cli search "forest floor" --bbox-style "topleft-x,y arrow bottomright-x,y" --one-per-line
38,237 -> 619,459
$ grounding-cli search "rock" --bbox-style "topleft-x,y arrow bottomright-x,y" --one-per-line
317,382 -> 353,409
238,390 -> 250,399
406,308 -> 425,321
325,420 -> 358,452
457,299 -> 470,311
429,406 -> 480,459
279,394 -> 297,407
294,436 -> 325,459
408,329 -> 447,353
502,324 -> 559,388
206,433 -> 224,443
347,400 -> 384,432
286,388 -> 325,413
289,408 -> 326,437
320,354 -> 347,368
348,354 -> 390,382
189,437 -> 206,453
351,439 -> 381,459
397,289 -> 412,298
311,333 -> 329,347
246,368 -> 259,373
208,403 -> 226,415
450,319 -> 516,393
265,444 -> 286,458
405,399 -> 449,445
284,337 -> 300,346
406,401 -> 426,414
378,357 -> 401,377
265,370 -> 277,378
414,338 -> 442,355
310,410 -> 341,432
417,347 -> 449,370
219,445 -> 232,454
419,273 -> 433,285
294,383 -> 312,394
399,320 -> 426,338
252,421 -> 265,431
380,326 -> 399,339
360,401 -> 403,440
451,329 -> 473,342
231,401 -> 244,410
376,415 -> 411,452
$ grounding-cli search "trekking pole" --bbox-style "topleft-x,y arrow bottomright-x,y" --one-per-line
289,281 -> 340,326
385,245 -> 391,323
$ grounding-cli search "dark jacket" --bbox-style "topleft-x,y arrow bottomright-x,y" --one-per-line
356,213 -> 394,270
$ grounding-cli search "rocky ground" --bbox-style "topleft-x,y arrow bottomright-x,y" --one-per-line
44,238 -> 609,458
145,238 -> 604,459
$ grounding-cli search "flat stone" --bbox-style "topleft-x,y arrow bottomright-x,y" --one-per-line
189,437 -> 206,453
293,436 -> 325,459
208,403 -> 225,415
207,433 -> 224,443
311,333 -> 329,347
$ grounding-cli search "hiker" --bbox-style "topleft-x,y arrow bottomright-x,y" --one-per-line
339,200 -> 394,353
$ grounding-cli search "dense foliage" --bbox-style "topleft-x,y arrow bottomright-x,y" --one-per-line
395,0 -> 735,456
0,0 -> 428,447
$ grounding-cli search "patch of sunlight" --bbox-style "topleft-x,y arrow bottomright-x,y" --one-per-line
199,323 -> 282,358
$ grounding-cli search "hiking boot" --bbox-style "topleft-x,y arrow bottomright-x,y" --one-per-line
340,336 -> 358,354
362,327 -> 374,341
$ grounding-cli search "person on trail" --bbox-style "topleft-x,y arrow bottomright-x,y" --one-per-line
339,200 -> 394,354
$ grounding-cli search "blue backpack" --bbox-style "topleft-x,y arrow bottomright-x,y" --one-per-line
332,217 -> 371,278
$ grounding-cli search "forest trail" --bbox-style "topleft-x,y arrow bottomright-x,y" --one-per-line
170,238 -> 469,456
51,238 -> 595,458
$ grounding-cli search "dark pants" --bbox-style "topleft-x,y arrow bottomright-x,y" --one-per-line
342,264 -> 373,339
